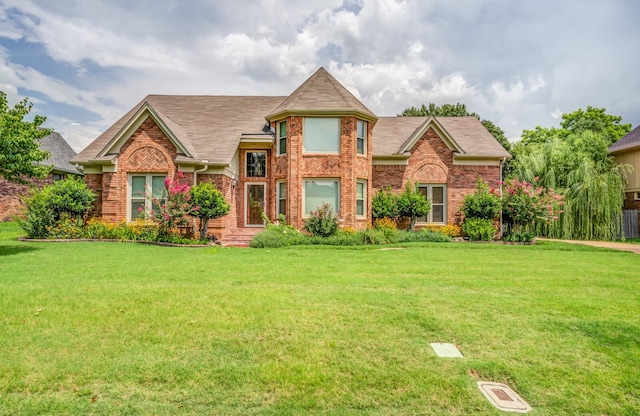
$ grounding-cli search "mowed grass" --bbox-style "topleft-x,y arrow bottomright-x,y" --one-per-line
0,222 -> 638,415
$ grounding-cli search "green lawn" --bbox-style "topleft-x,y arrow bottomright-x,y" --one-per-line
0,222 -> 638,415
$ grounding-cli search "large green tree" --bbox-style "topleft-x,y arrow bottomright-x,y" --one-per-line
0,92 -> 51,183
509,107 -> 632,240
400,102 -> 512,152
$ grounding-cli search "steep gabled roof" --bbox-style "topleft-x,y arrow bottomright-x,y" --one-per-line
609,125 -> 640,154
40,132 -> 81,174
266,67 -> 377,121
372,116 -> 510,158
73,95 -> 286,166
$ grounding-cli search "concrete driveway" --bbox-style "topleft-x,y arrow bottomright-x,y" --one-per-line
538,238 -> 640,255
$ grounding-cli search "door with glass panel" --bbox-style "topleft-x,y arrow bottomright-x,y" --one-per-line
246,183 -> 266,226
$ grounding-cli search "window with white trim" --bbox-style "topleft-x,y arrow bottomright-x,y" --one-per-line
356,180 -> 366,217
303,118 -> 340,153
635,191 -> 640,200
303,179 -> 340,216
277,181 -> 287,217
417,184 -> 447,224
246,151 -> 266,177
129,174 -> 166,220
356,120 -> 366,155
278,121 -> 286,155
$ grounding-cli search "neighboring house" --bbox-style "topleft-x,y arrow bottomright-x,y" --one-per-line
72,68 -> 510,241
0,132 -> 82,221
609,125 -> 640,236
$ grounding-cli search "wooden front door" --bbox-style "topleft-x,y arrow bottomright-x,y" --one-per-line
246,183 -> 266,226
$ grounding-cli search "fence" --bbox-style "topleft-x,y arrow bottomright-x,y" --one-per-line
623,209 -> 639,238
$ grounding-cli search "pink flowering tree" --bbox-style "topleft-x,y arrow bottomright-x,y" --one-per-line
502,177 -> 564,239
141,172 -> 195,240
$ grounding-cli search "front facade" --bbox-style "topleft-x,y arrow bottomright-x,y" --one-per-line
73,68 -> 510,241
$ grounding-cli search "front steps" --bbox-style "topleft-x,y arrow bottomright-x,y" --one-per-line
220,227 -> 263,247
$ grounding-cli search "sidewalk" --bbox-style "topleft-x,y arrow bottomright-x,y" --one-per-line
538,238 -> 640,255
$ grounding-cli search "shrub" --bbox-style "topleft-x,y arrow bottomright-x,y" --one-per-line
372,186 -> 399,220
303,203 -> 339,237
20,178 -> 95,238
504,231 -> 536,243
250,223 -> 304,248
373,217 -> 397,232
360,228 -> 396,245
461,178 -> 501,220
422,224 -> 461,237
395,229 -> 452,243
46,219 -> 83,239
462,218 -> 496,241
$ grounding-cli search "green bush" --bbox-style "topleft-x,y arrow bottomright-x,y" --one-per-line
372,186 -> 398,220
462,218 -> 496,241
20,177 -> 95,239
303,203 -> 339,237
250,223 -> 304,248
504,231 -> 536,243
460,178 -> 501,220
395,229 -> 452,243
397,182 -> 430,230
190,182 -> 230,239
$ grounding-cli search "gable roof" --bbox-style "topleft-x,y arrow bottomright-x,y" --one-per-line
609,125 -> 640,154
266,67 -> 377,122
373,116 -> 510,158
73,95 -> 286,166
40,132 -> 81,174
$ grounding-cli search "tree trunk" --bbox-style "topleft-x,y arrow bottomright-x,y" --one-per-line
199,218 -> 209,240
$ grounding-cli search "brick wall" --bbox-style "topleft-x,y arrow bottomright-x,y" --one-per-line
373,127 -> 501,225
272,116 -> 372,230
1,175 -> 54,221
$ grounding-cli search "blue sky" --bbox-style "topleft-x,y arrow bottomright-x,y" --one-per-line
1,0 -> 639,152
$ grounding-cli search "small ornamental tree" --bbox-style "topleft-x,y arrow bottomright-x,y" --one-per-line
190,182 -> 230,239
397,182 -> 430,231
502,177 -> 564,237
143,172 -> 193,240
460,178 -> 501,220
372,186 -> 399,221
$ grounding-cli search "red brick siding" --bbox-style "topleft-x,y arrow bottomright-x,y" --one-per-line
372,127 -> 501,225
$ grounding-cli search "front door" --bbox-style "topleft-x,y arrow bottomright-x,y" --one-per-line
246,183 -> 266,226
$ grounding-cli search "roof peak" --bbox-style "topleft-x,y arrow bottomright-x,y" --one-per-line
266,67 -> 377,120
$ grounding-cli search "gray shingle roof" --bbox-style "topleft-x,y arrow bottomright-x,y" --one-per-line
74,95 -> 286,165
609,125 -> 640,154
39,132 -> 81,174
266,67 -> 376,120
373,116 -> 510,158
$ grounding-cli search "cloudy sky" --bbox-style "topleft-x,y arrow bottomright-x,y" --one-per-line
1,0 -> 639,152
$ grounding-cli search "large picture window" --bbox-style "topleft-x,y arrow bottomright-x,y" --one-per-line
246,151 -> 266,177
303,179 -> 340,216
303,118 -> 340,153
417,184 -> 447,224
278,121 -> 286,155
357,120 -> 366,155
129,174 -> 166,220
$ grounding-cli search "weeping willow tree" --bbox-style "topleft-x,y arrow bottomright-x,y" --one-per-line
510,131 -> 630,240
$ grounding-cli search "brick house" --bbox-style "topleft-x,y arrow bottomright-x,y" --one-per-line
0,132 -> 82,221
609,125 -> 640,236
72,68 -> 510,242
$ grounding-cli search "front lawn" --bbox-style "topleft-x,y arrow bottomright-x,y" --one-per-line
0,222 -> 638,415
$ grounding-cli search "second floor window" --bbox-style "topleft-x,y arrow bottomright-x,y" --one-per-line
303,118 -> 340,153
278,121 -> 286,155
357,120 -> 366,155
246,152 -> 266,177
